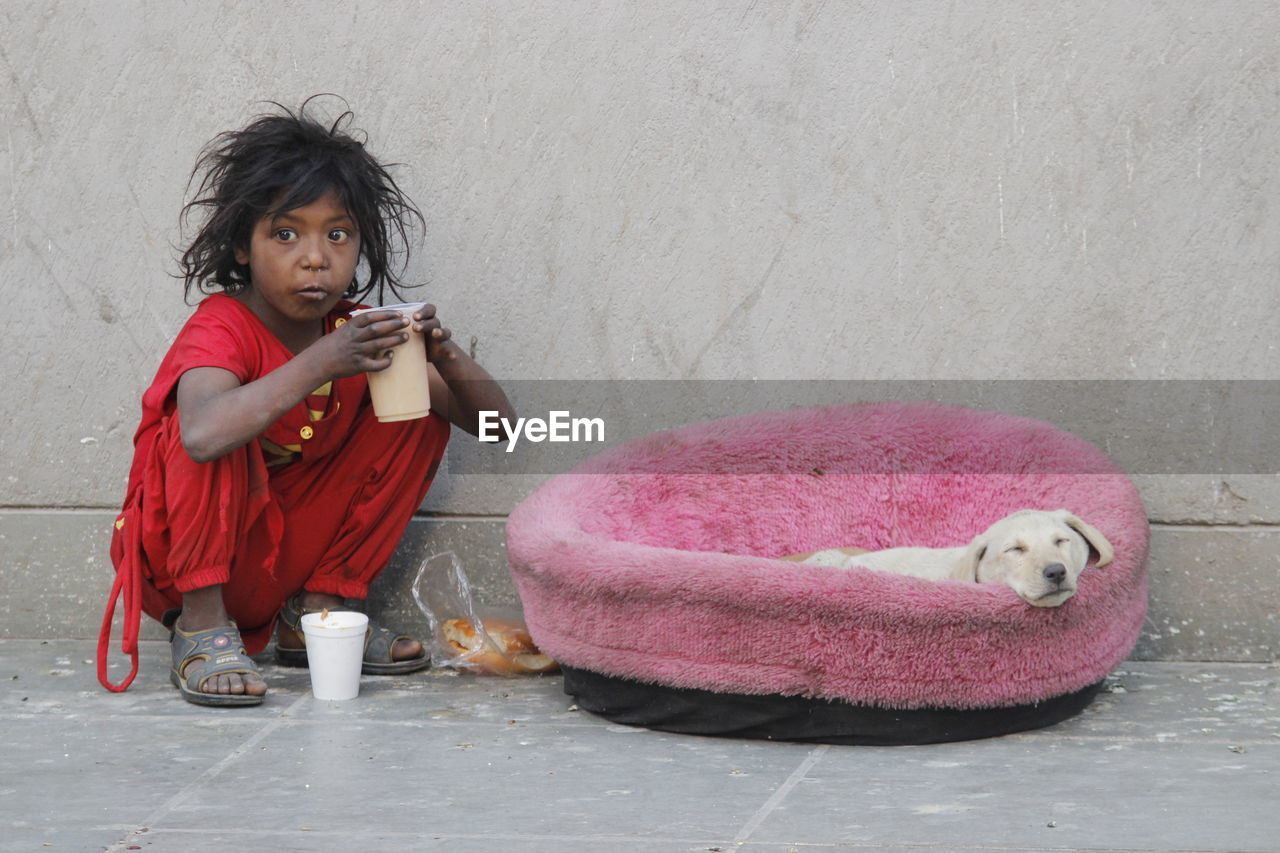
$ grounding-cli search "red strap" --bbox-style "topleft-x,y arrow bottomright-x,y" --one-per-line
97,518 -> 141,692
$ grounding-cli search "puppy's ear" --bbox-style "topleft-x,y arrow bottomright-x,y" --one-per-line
951,536 -> 986,582
1056,510 -> 1115,567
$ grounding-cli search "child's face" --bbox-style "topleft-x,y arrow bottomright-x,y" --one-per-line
233,189 -> 361,334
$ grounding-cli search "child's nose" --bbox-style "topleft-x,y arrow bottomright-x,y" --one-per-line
300,238 -> 328,270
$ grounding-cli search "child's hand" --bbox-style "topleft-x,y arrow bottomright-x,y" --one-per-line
412,304 -> 458,363
320,310 -> 412,377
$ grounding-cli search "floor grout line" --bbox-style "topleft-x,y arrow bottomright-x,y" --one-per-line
100,691 -> 312,853
732,743 -> 830,845
1,824 -> 1245,853
5,711 -> 1276,746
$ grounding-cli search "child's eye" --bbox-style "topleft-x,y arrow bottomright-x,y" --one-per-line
329,229 -> 351,243
274,228 -> 298,242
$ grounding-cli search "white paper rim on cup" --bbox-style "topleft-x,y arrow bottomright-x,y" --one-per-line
349,302 -> 425,317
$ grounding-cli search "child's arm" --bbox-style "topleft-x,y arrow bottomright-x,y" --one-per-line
176,311 -> 412,462
413,305 -> 516,439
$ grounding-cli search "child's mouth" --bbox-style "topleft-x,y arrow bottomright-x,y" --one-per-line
297,286 -> 328,301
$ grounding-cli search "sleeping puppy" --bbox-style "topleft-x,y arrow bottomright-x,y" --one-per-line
786,509 -> 1114,607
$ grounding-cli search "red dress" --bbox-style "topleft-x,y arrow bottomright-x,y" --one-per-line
98,294 -> 449,691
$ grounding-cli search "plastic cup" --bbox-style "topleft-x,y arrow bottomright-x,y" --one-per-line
300,611 -> 369,701
349,302 -> 431,422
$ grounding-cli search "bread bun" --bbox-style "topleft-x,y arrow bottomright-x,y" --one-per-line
440,618 -> 558,675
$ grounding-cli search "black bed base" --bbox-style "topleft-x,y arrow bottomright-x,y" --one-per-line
562,666 -> 1104,746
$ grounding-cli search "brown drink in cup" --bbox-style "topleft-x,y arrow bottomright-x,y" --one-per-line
349,302 -> 431,422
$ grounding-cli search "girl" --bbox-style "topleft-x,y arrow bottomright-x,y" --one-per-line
98,100 -> 514,706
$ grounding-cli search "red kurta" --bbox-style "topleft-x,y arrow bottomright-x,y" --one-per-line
99,294 -> 449,691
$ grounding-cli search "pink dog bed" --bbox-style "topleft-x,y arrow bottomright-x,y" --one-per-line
506,402 -> 1149,743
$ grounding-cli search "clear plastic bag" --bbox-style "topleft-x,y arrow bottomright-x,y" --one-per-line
411,551 -> 557,675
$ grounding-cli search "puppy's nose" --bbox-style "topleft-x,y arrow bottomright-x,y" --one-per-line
1043,563 -> 1067,585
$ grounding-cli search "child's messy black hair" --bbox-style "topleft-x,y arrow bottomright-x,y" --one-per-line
179,95 -> 424,305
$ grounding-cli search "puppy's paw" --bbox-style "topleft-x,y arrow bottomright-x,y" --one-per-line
800,548 -> 861,568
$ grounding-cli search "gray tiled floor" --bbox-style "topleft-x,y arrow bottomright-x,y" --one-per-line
3,640 -> 1277,852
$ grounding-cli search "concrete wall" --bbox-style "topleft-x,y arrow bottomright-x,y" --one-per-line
2,1 -> 1277,659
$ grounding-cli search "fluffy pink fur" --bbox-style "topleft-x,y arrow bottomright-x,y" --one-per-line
506,402 -> 1149,710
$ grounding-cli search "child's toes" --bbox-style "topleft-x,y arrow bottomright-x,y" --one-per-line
224,672 -> 267,696
198,672 -> 228,694
392,636 -> 424,662
203,671 -> 267,696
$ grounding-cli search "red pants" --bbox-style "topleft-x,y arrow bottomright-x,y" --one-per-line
99,405 -> 449,690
